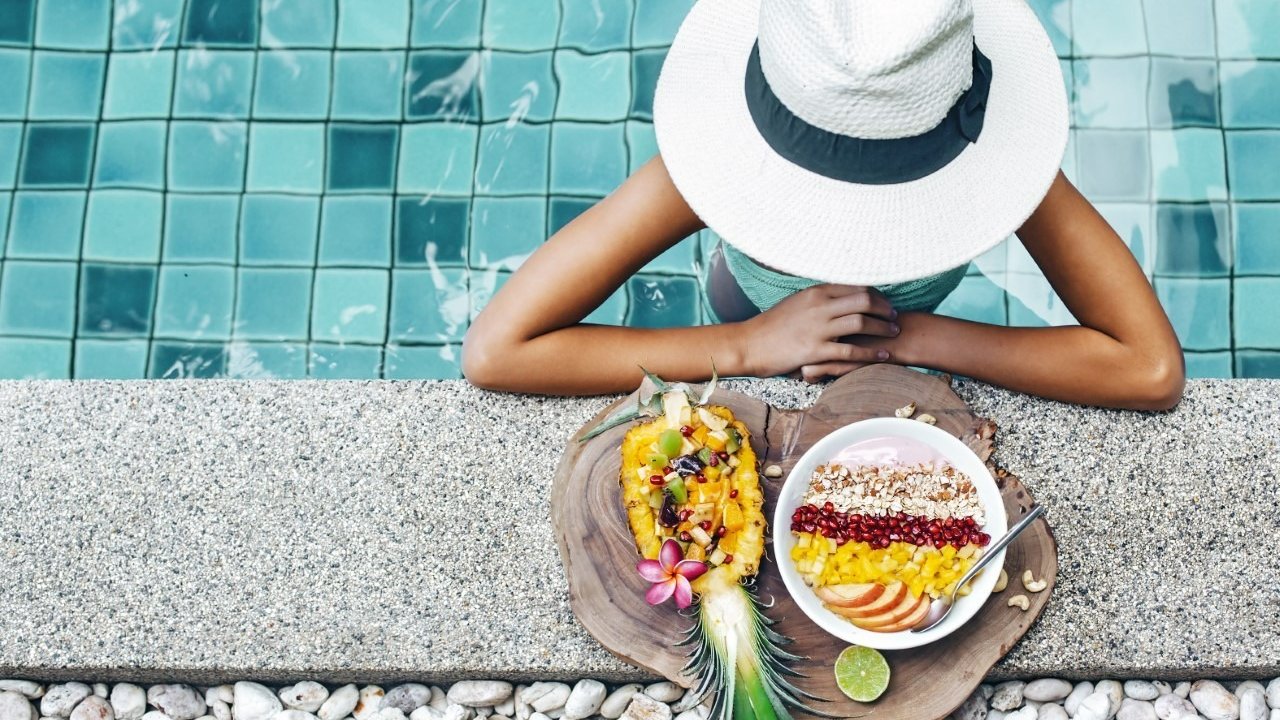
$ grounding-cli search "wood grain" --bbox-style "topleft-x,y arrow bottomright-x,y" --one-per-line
552,365 -> 1058,720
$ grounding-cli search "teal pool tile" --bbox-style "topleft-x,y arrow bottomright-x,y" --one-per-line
225,342 -> 307,378
412,0 -> 482,47
396,197 -> 468,265
626,275 -> 699,328
174,50 -> 253,118
1234,278 -> 1280,349
1216,0 -> 1280,59
631,50 -> 665,120
1095,203 -> 1154,270
1075,130 -> 1149,201
103,51 -> 175,119
83,190 -> 164,262
1150,129 -> 1228,202
482,0 -> 559,50
332,51 -> 406,120
253,50 -> 331,119
1226,132 -> 1280,201
468,267 -> 508,319
632,0 -> 693,47
585,284 -> 628,325
1072,0 -> 1145,56
1221,61 -> 1280,128
0,260 -> 76,336
308,342 -> 383,378
1072,58 -> 1148,128
626,120 -> 657,172
336,0 -> 408,47
1154,277 -> 1230,351
261,0 -> 334,46
390,268 -> 468,342
0,51 -> 31,118
6,191 -> 84,258
29,51 -> 104,119
310,268 -> 390,343
184,0 -> 257,46
21,123 -> 93,187
470,197 -> 544,267
1026,0 -> 1072,56
1145,0 -> 1215,57
1233,203 -> 1280,274
94,121 -> 166,189
79,263 -> 155,336
327,125 -> 399,191
73,339 -> 149,379
935,273 -> 1008,326
1004,283 -> 1053,328
246,123 -> 325,192
555,51 -> 630,121
239,194 -> 319,266
473,123 -> 549,194
1183,351 -> 1233,379
234,268 -> 312,340
168,121 -> 247,191
407,51 -> 479,120
1236,351 -> 1280,378
643,236 -> 697,274
550,122 -> 627,194
149,341 -> 227,378
0,195 -> 9,237
154,265 -> 235,339
397,122 -> 478,195
1149,59 -> 1218,128
1155,204 -> 1230,277
480,51 -> 555,122
0,0 -> 35,45
35,0 -> 110,49
164,194 -> 238,262
112,0 -> 183,49
548,196 -> 593,235
0,338 -> 69,378
383,344 -> 461,379
560,0 -> 631,51
319,196 -> 392,266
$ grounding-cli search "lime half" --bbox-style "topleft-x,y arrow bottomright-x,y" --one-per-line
834,645 -> 891,702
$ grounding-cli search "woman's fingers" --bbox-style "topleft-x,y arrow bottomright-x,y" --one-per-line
820,286 -> 897,321
823,342 -> 890,364
799,362 -> 865,383
830,313 -> 900,338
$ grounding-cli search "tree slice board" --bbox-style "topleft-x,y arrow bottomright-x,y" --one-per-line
552,365 -> 1058,720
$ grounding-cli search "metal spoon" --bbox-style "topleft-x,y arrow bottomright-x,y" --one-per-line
911,504 -> 1046,633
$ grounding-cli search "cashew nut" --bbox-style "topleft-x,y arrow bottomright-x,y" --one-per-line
764,464 -> 783,478
1007,594 -> 1030,611
993,568 -> 1008,592
895,402 -> 917,418
916,413 -> 937,425
1022,569 -> 1048,593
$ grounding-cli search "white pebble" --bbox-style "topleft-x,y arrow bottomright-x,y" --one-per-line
672,712 -> 699,720
980,685 -> 995,700
560,682 -> 604,720
1190,681 -> 1240,720
139,713 -> 170,720
441,706 -> 470,720
370,709 -> 405,720
0,692 -> 37,720
1271,711 -> 1280,720
234,683 -> 283,720
146,687 -> 204,720
70,698 -> 113,720
522,686 -> 568,716
90,691 -> 106,703
1037,705 -> 1068,720
381,689 -> 429,716
1240,689 -> 1267,720
1238,684 -> 1267,701
527,716 -> 549,720
954,690 -> 987,720
279,685 -> 328,715
273,712 -> 320,720
641,685 -> 680,705
1117,699 -> 1157,720
1096,681 -> 1125,718
1175,684 -> 1192,700
109,686 -> 145,720
1126,683 -> 1161,702
618,696 -> 669,720
1155,693 -> 1197,720
353,689 -> 385,720
1025,680 -> 1072,703
446,684 -> 512,710
492,695 -> 514,719
1075,693 -> 1113,720
210,702 -> 229,720
1006,709 -> 1037,720
1267,679 -> 1280,710
991,682 -> 1027,712
989,711 -> 1008,720
1066,683 -> 1097,717
408,709 -> 442,720
206,690 -> 233,709
598,686 -> 641,720
1153,683 -> 1172,697
318,687 -> 358,720
42,685 -> 93,718
0,685 -> 43,701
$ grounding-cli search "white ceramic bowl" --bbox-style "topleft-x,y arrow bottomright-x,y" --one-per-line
773,417 -> 1008,650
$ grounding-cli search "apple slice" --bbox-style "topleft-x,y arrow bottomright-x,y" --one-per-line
849,590 -> 925,630
872,593 -> 933,632
827,581 -> 906,619
815,583 -> 884,608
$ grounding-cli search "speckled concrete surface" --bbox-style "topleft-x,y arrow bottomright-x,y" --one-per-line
0,378 -> 1276,684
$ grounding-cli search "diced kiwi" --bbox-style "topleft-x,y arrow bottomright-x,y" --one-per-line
658,429 -> 683,458
725,428 -> 741,454
664,476 -> 688,504
645,452 -> 668,469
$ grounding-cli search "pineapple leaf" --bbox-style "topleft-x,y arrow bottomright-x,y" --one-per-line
697,360 -> 720,406
579,405 -> 642,441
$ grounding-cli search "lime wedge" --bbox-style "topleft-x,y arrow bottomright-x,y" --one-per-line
834,645 -> 891,702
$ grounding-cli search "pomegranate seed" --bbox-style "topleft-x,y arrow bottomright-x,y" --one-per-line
717,451 -> 730,461
679,425 -> 693,437
933,538 -> 947,548
723,554 -> 733,563
801,522 -> 816,533
835,537 -> 848,546
649,475 -> 665,486
699,520 -> 711,531
679,531 -> 692,542
679,509 -> 693,521
662,465 -> 674,475
716,526 -> 727,537
695,474 -> 707,484
729,489 -> 738,498
707,454 -> 719,467
823,502 -> 835,514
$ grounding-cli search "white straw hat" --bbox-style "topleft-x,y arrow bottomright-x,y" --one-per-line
654,0 -> 1069,286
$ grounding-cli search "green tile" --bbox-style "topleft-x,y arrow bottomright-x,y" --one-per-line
0,52 -> 29,118
0,0 -> 35,45
935,274 -> 1008,326
310,268 -> 389,343
1073,58 -> 1148,128
383,344 -> 461,379
234,267 -> 312,340
253,50 -> 331,119
397,123 -> 478,195
555,51 -> 630,121
260,0 -> 334,46
154,265 -> 235,339
1183,351 -> 1233,379
406,51 -> 479,120
1154,277 -> 1230,351
412,0 -> 481,47
319,196 -> 392,267
149,341 -> 227,378
483,0 -> 560,50
22,123 -> 94,187
396,197 -> 468,266
336,0 -> 408,47
168,121 -> 248,191
626,120 -> 658,172
390,268 -> 468,342
29,51 -> 105,119
0,260 -> 77,336
73,339 -> 149,379
247,123 -> 325,193
548,196 -> 593,235
328,125 -> 399,191
1234,278 -> 1280,349
308,342 -> 383,378
1149,59 -> 1218,128
35,0 -> 110,49
631,50 -> 665,121
560,0 -> 631,50
225,342 -> 308,378
79,264 -> 155,336
551,122 -> 627,194
626,274 -> 699,328
332,51 -> 406,120
112,0 -> 183,49
1226,131 -> 1280,201
1233,203 -> 1280,275
103,50 -> 175,119
93,121 -> 166,189
643,235 -> 697,274
480,51 -> 555,122
474,123 -> 549,194
1154,204 -> 1230,277
632,0 -> 693,46
83,190 -> 164,262
174,49 -> 253,118
470,197 -> 545,268
1072,0 -> 1145,55
1145,0 -> 1215,57
1150,129 -> 1228,202
164,194 -> 239,263
184,0 -> 256,46
1236,351 -> 1280,378
240,194 -> 320,266
0,338 -> 70,379
6,191 -> 85,259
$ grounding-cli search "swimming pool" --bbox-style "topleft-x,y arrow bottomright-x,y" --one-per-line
0,0 -> 1276,379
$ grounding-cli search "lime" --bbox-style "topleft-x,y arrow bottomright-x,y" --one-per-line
834,645 -> 891,702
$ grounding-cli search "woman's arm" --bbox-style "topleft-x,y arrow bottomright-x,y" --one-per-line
463,157 -> 899,394
878,172 -> 1185,410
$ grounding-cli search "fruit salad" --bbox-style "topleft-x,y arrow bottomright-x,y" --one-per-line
789,436 -> 992,633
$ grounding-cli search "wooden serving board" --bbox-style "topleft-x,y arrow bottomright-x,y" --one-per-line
552,365 -> 1058,720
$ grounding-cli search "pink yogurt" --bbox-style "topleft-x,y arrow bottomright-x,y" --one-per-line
828,435 -> 949,470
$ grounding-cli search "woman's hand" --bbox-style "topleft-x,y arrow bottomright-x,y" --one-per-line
740,284 -> 900,382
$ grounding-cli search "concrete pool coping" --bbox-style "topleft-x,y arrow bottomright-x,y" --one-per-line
0,377 -> 1277,684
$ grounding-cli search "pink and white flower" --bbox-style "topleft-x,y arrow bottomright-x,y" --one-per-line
637,539 -> 708,609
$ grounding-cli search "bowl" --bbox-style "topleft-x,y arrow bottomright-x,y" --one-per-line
772,417 -> 1008,650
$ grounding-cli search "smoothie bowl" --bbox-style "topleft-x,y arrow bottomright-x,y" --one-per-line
773,417 -> 1008,650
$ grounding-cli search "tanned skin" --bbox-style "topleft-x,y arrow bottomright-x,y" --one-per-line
463,156 -> 1184,410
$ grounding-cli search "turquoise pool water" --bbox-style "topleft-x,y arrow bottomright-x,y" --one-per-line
0,0 -> 1277,379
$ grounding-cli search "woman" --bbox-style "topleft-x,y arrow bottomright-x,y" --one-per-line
463,0 -> 1184,410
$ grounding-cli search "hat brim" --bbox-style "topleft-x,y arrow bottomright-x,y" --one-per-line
653,0 -> 1069,286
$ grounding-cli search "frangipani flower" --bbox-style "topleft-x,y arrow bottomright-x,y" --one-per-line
637,539 -> 708,609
